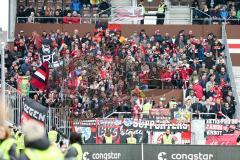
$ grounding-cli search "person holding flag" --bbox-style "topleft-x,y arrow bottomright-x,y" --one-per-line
29,61 -> 49,91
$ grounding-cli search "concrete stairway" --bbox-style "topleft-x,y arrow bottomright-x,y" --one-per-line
164,6 -> 191,24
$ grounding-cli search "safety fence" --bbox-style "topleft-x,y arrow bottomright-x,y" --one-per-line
5,83 -> 71,137
81,144 -> 240,160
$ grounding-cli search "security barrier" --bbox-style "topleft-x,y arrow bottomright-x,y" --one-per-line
82,144 -> 240,160
5,83 -> 71,136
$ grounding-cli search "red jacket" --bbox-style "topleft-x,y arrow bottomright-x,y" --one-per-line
71,16 -> 80,24
63,16 -> 72,24
180,69 -> 189,81
139,73 -> 149,84
160,70 -> 172,80
193,84 -> 203,100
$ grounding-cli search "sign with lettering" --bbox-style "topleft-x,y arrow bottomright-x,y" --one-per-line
21,97 -> 48,125
205,119 -> 240,136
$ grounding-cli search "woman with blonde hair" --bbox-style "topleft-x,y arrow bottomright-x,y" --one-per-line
0,125 -> 18,160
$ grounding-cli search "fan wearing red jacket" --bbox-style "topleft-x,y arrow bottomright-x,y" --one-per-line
192,79 -> 203,100
139,71 -> 149,90
160,67 -> 172,82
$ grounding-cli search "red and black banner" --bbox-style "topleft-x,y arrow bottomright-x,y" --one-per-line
21,97 -> 48,126
29,61 -> 49,90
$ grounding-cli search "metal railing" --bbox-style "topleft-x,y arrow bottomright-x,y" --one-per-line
222,24 -> 240,118
105,111 -> 218,120
5,83 -> 71,137
190,7 -> 212,24
17,16 -> 240,25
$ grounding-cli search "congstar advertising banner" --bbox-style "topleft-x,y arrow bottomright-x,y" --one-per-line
81,145 -> 240,160
143,145 -> 240,160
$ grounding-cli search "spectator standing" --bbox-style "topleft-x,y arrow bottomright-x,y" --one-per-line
103,130 -> 113,144
24,5 -> 35,17
219,6 -> 229,22
162,129 -> 174,144
156,0 -> 167,24
19,121 -> 64,160
48,126 -> 60,145
65,132 -> 83,160
71,0 -> 82,13
127,131 -> 137,144
0,125 -> 18,160
192,79 -> 203,100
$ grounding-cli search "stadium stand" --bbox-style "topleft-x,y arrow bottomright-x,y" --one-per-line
1,0 -> 240,153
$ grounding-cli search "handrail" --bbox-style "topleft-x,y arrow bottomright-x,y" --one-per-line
105,112 -> 132,118
105,111 -> 219,119
17,16 -> 240,24
221,24 -> 240,118
190,7 -> 211,19
97,6 -> 113,17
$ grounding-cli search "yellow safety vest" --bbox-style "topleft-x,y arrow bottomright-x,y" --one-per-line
16,134 -> 25,150
104,135 -> 113,144
71,143 -> 83,160
169,101 -> 177,109
237,142 -> 240,145
162,134 -> 173,144
157,4 -> 166,14
0,138 -> 17,160
127,137 -> 137,144
142,103 -> 152,115
48,130 -> 58,143
24,145 -> 64,160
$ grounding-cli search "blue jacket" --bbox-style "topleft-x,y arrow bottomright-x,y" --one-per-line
220,10 -> 229,20
71,0 -> 81,12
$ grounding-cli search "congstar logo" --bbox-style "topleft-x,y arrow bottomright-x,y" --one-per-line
83,151 -> 122,160
83,152 -> 90,160
157,152 -> 214,160
158,152 -> 167,160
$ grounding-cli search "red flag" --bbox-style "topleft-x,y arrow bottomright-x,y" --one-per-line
29,62 -> 49,90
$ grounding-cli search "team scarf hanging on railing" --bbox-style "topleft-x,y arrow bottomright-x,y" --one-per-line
21,97 -> 48,126
29,61 -> 49,90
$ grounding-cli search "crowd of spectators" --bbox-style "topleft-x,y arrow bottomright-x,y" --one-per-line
17,0 -> 111,24
4,25 -> 236,119
192,0 -> 240,24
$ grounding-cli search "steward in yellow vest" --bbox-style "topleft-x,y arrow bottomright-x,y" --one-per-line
142,101 -> 152,116
16,131 -> 25,151
48,126 -> 59,144
104,130 -> 113,144
157,2 -> 167,14
0,125 -> 18,160
65,132 -> 83,160
162,129 -> 174,144
23,145 -> 64,160
156,1 -> 167,24
19,120 -> 64,160
127,131 -> 137,144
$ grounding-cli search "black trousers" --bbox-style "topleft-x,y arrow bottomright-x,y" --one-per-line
156,13 -> 165,24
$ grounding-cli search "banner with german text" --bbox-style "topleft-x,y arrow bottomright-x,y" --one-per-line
21,97 -> 48,126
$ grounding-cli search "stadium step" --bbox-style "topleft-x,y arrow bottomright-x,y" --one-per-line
164,6 -> 191,24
